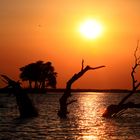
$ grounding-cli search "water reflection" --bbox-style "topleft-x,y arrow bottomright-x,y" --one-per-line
1,93 -> 140,139
71,93 -> 104,139
71,92 -> 124,140
81,135 -> 98,140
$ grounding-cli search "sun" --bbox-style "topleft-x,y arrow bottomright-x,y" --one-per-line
79,19 -> 103,39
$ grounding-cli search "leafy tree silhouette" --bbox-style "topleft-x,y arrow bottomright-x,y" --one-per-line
19,61 -> 57,89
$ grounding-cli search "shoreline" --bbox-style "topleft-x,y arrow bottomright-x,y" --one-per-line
0,88 -> 132,93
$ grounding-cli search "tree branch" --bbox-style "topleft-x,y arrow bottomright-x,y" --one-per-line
58,63 -> 105,118
81,59 -> 84,70
1,75 -> 38,118
67,99 -> 77,105
103,40 -> 140,118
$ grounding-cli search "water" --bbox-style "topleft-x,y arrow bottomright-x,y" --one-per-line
1,92 -> 140,140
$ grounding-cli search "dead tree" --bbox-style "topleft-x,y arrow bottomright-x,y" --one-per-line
1,75 -> 38,118
58,61 -> 105,118
103,40 -> 140,118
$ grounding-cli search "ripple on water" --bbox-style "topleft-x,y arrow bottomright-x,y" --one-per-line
1,93 -> 140,139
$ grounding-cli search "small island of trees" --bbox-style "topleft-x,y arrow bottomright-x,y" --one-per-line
20,60 -> 57,89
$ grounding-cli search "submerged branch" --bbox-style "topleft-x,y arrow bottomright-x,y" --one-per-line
103,102 -> 140,118
1,75 -> 38,118
67,99 -> 77,105
103,40 -> 140,118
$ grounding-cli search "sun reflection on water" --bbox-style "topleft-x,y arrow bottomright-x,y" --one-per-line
73,93 -> 101,139
77,92 -> 99,119
81,135 -> 98,140
71,92 -> 118,140
1,93 -> 139,139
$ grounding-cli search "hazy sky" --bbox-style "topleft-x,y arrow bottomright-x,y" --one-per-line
1,0 -> 140,89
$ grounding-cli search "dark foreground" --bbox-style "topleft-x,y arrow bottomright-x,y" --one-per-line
1,92 -> 140,140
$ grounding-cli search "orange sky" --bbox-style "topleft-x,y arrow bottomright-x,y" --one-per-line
0,0 -> 140,89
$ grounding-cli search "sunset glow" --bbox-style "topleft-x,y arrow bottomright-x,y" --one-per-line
1,1 -> 140,139
1,0 -> 140,89
79,20 -> 103,39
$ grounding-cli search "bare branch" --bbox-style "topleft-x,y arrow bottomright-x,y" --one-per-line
0,75 -> 38,118
103,102 -> 140,118
81,59 -> 84,70
131,40 -> 140,90
58,63 -> 105,118
134,40 -> 139,64
103,40 -> 140,118
67,99 -> 77,105
0,78 -> 8,84
119,41 -> 140,105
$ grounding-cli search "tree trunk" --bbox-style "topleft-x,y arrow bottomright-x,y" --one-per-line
1,75 -> 38,118
58,65 -> 105,118
29,80 -> 32,89
102,102 -> 140,118
35,81 -> 38,88
118,85 -> 140,106
103,41 -> 140,118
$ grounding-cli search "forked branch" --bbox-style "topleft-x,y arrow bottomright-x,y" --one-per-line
103,40 -> 140,118
58,60 -> 105,118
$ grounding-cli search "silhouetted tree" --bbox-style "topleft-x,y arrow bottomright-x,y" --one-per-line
58,60 -> 105,118
103,40 -> 140,118
38,62 -> 57,89
19,61 -> 57,89
1,75 -> 38,118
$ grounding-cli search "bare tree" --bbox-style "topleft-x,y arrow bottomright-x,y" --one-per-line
103,40 -> 140,118
58,60 -> 105,118
1,75 -> 38,118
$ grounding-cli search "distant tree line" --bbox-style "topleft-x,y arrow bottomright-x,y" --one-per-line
19,60 -> 57,89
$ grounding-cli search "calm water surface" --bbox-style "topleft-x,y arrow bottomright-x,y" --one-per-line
1,92 -> 140,140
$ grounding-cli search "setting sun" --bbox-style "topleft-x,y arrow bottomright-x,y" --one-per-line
79,19 -> 103,39
1,0 -> 140,139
